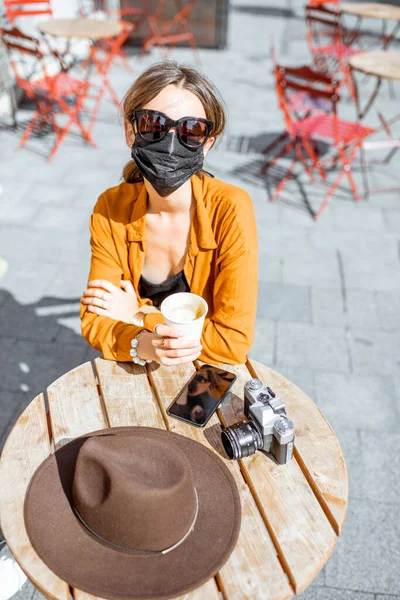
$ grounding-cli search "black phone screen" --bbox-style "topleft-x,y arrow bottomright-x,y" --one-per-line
167,365 -> 237,427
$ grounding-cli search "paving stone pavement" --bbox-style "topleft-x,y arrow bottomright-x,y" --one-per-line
0,0 -> 399,598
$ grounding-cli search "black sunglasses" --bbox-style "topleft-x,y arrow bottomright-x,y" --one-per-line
132,109 -> 214,149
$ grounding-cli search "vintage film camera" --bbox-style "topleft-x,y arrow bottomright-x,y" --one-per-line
221,378 -> 295,464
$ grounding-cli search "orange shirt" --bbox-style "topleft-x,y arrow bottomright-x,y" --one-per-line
80,174 -> 258,364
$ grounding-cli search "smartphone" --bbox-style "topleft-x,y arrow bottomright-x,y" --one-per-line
167,364 -> 237,428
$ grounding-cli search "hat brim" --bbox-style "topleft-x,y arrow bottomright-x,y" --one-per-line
24,427 -> 241,600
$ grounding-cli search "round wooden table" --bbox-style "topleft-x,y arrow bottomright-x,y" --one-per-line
39,18 -> 123,40
341,2 -> 400,20
348,50 -> 400,197
349,49 -> 400,80
0,358 -> 348,600
340,3 -> 400,50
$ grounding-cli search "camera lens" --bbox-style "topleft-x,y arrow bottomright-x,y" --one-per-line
221,420 -> 263,460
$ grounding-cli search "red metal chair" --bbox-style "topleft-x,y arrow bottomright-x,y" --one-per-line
4,0 -> 53,25
305,3 -> 360,101
261,62 -> 375,220
100,9 -> 139,73
141,0 -> 199,65
85,20 -> 134,136
79,3 -> 142,74
0,26 -> 95,161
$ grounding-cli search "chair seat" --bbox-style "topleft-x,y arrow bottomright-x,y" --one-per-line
312,42 -> 359,58
292,113 -> 375,144
30,72 -> 89,98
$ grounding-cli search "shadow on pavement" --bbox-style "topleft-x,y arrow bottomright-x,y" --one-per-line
0,290 -> 100,453
232,4 -> 297,18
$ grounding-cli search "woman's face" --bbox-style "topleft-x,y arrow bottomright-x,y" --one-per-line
124,84 -> 215,154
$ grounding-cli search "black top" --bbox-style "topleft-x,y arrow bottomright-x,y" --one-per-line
138,270 -> 190,308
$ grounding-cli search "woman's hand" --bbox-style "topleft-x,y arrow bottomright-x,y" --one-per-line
81,279 -> 139,322
138,325 -> 202,366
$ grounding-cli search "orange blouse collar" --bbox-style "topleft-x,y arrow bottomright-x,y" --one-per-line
125,175 -> 217,251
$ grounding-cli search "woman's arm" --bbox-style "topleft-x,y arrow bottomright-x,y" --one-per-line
80,194 -> 149,361
200,194 -> 258,365
81,195 -> 202,364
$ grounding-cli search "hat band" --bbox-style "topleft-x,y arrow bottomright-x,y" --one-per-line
72,488 -> 199,556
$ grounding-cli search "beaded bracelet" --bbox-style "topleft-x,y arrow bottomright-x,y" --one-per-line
130,331 -> 152,366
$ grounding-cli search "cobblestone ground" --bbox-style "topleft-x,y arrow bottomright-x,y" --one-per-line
0,0 -> 400,598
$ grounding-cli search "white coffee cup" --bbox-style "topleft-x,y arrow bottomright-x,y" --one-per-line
161,293 -> 208,341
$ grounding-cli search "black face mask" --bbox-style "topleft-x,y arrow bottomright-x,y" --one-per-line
131,132 -> 205,197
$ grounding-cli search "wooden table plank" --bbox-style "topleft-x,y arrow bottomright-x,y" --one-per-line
248,359 -> 348,535
94,358 -> 164,428
349,51 -> 400,81
0,394 -> 69,600
39,18 -> 123,40
148,362 -> 293,600
74,578 -> 220,600
47,361 -> 106,448
341,2 -> 400,20
217,363 -> 338,596
74,579 -> 221,600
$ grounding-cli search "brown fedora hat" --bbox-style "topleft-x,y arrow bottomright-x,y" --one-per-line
24,426 -> 241,600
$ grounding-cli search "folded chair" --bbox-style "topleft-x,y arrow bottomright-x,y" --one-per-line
141,0 -> 199,65
261,62 -> 375,220
79,2 -> 142,74
4,0 -> 53,25
305,3 -> 360,101
98,9 -> 138,73
0,26 -> 95,161
85,20 -> 134,136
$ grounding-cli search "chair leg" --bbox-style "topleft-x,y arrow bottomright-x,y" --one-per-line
337,144 -> 362,201
314,145 -> 360,220
261,139 -> 295,176
295,143 -> 315,183
71,97 -> 97,148
104,78 -> 120,107
19,110 -> 40,148
47,117 -> 71,162
260,132 -> 290,174
302,138 -> 326,182
271,157 -> 297,202
117,49 -> 134,73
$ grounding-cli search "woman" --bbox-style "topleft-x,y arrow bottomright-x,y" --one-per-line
81,61 -> 258,366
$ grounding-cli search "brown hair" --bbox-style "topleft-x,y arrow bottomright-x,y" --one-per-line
121,61 -> 226,183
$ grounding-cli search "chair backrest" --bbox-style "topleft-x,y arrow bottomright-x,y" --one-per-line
273,62 -> 340,134
4,0 -> 53,25
171,0 -> 197,23
146,0 -> 197,25
308,0 -> 339,5
0,26 -> 45,89
305,3 -> 342,53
